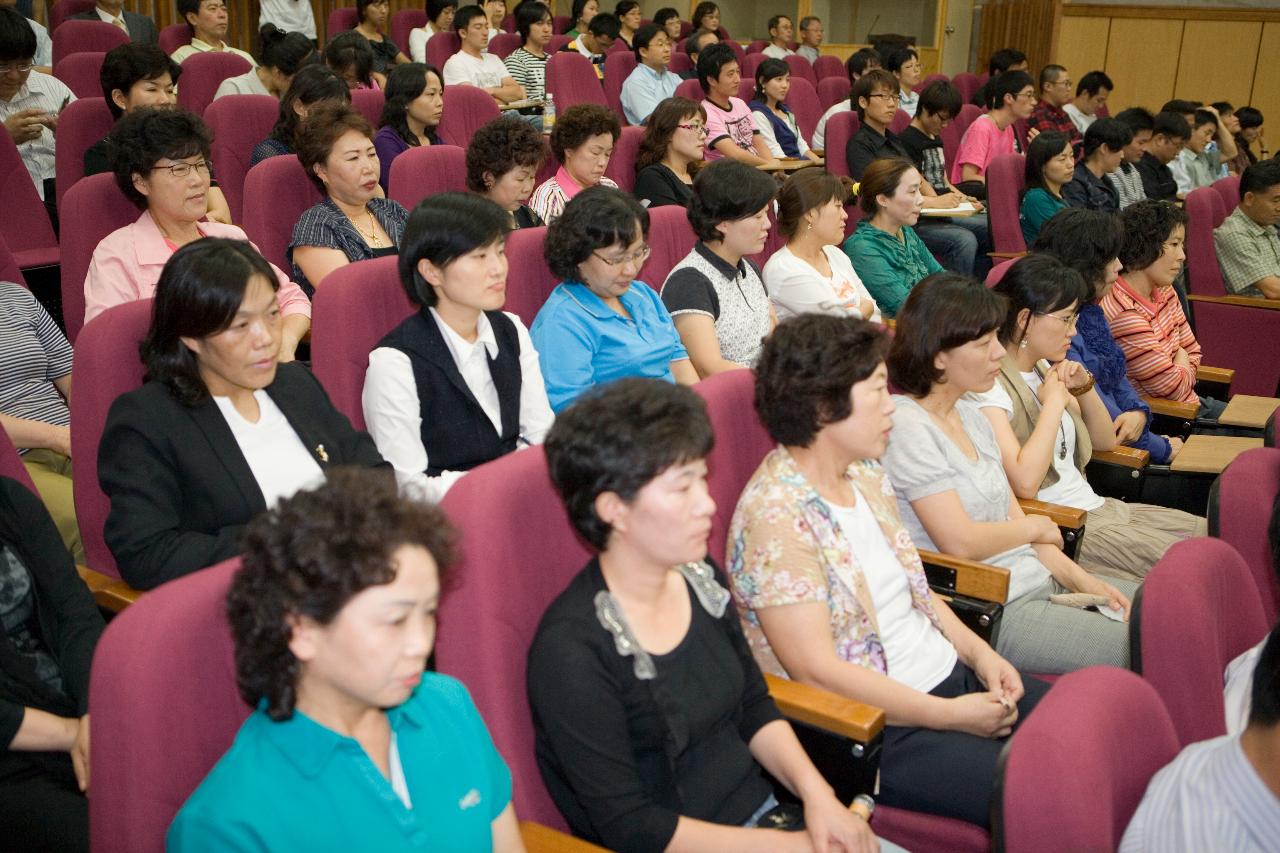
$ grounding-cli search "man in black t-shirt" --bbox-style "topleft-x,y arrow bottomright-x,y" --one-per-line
1136,111 -> 1190,202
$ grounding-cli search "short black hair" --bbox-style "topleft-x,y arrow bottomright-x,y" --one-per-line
847,47 -> 880,78
399,193 -> 512,306
632,22 -> 664,61
992,253 -> 1090,347
544,185 -> 648,281
687,159 -> 776,243
1118,199 -> 1187,272
1248,624 -> 1280,728
1211,100 -> 1234,116
1114,106 -> 1155,135
684,27 -> 716,57
1191,108 -> 1218,130
767,14 -> 791,32
549,103 -> 619,163
1160,99 -> 1199,117
269,64 -> 350,147
887,273 -> 1006,396
696,41 -> 736,94
588,13 -> 621,39
545,378 -> 713,551
852,68 -> 898,120
140,237 -> 280,405
515,0 -> 551,40
108,106 -> 212,208
917,80 -> 962,120
1033,208 -> 1124,299
654,7 -> 680,27
175,0 -> 202,27
571,0 -> 593,23
258,23 -> 316,74
755,314 -> 890,447
1082,117 -> 1132,160
100,43 -> 182,119
1152,110 -> 1191,142
453,4 -> 486,32
752,57 -> 789,102
1038,63 -> 1066,91
1023,130 -> 1071,194
1075,70 -> 1112,97
1236,106 -> 1264,131
987,69 -> 1034,110
987,47 -> 1026,76
324,31 -> 375,86
884,47 -> 917,75
429,0 -> 460,24
614,0 -> 639,17
1240,159 -> 1280,201
0,7 -> 37,62
465,114 -> 546,191
774,167 -> 849,238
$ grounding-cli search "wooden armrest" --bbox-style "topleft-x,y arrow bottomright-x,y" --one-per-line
1143,395 -> 1198,420
764,673 -> 885,743
882,318 -> 896,330
1188,293 -> 1280,311
76,566 -> 142,613
918,549 -> 1010,604
1196,365 -> 1234,386
1091,446 -> 1150,469
1018,498 -> 1087,529
988,251 -> 1028,259
519,822 -> 610,852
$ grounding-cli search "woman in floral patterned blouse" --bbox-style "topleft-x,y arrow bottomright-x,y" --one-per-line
727,313 -> 1049,828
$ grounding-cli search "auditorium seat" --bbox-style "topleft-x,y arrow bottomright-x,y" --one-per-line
986,153 -> 1026,255
425,30 -> 461,72
602,51 -> 636,120
915,72 -> 949,94
487,31 -> 523,59
783,53 -> 816,87
952,72 -> 981,105
389,143 -> 468,207
817,75 -> 848,111
823,111 -> 859,178
390,9 -> 427,51
639,204 -> 696,290
740,51 -> 766,83
890,107 -> 912,135
51,19 -> 129,66
674,77 -> 703,101
349,87 -> 385,127
437,85 -> 500,147
326,5 -> 357,37
602,125 -> 643,193
553,14 -> 571,34
205,94 -> 279,224
1131,537 -> 1269,746
0,125 -> 59,271
545,51 -> 607,110
0,232 -> 27,287
547,34 -> 571,54
745,39 -> 768,54
813,54 -> 844,81
52,49 -> 106,98
787,76 -> 822,143
158,23 -> 191,55
58,172 -> 138,341
1213,447 -> 1280,622
503,224 -> 558,326
48,0 -> 96,31
175,51 -> 252,116
53,95 -> 113,213
0,425 -> 38,492
1212,174 -> 1241,210
668,51 -> 691,75
736,77 -> 754,104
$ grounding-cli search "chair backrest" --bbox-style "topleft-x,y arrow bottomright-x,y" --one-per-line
916,72 -> 949,93
0,125 -> 59,263
71,298 -> 153,579
813,54 -> 844,81
996,666 -> 1179,853
787,76 -> 822,143
1012,117 -> 1030,152
602,51 -> 636,119
889,107 -> 911,135
435,446 -> 591,830
745,39 -> 768,54
49,0 -> 97,30
175,50 -> 252,116
735,77 -> 754,105
1212,174 -> 1241,210
674,77 -> 703,101
241,154 -> 324,273
205,94 -> 279,224
723,38 -> 745,63
603,125 -> 644,193
952,71 -> 981,104
391,9 -> 427,52
985,257 -> 1016,287
816,75 -> 848,111
58,172 -> 139,342
0,232 -> 27,288
546,34 -> 572,55
740,51 -> 766,82
504,225 -> 558,326
349,87 -> 385,127
693,369 -> 775,566
942,102 -> 982,168
823,111 -> 860,178
425,30 -> 462,72
986,152 -> 1026,254
554,14 -> 572,34
0,423 -> 38,492
640,204 -> 696,292
545,50 -> 606,110
326,6 -> 358,38
1214,447 -> 1280,624
783,53 -> 816,87
488,31 -> 523,59
53,95 -> 114,213
1184,186 -> 1229,297
437,84 -> 501,147
1134,537 -> 1270,745
534,135 -> 558,185
668,51 -> 692,75
388,143 -> 468,208
158,22 -> 191,55
310,256 -> 414,429
52,49 -> 106,98
89,557 -> 249,853
52,19 -> 129,66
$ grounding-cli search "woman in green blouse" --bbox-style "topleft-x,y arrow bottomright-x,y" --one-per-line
1019,132 -> 1073,246
842,158 -> 943,318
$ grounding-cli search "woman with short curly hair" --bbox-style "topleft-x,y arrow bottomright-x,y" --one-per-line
169,468 -> 525,851
527,103 -> 620,223
634,96 -> 705,209
465,116 -> 547,228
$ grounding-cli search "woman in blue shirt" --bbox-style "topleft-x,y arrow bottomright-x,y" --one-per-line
168,469 -> 522,852
531,186 -> 697,412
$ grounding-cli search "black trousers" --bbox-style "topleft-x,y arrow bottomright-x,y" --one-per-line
876,662 -> 1050,828
0,750 -> 88,852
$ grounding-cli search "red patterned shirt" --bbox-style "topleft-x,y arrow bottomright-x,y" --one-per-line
1030,100 -> 1083,160
1101,275 -> 1202,403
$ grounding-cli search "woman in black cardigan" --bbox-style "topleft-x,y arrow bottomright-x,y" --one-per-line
633,97 -> 705,210
526,378 -> 881,853
0,476 -> 105,853
98,238 -> 387,591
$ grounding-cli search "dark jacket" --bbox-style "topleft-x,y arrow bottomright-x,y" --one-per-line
634,163 -> 694,209
69,9 -> 158,45
1136,152 -> 1179,202
1062,161 -> 1119,213
98,362 -> 387,590
846,123 -> 912,182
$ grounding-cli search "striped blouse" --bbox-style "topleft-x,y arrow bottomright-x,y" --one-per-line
503,47 -> 548,102
1100,275 -> 1202,404
0,284 -> 72,453
287,197 -> 409,296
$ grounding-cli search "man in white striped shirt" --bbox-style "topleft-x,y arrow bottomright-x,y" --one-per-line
1121,625 -> 1280,853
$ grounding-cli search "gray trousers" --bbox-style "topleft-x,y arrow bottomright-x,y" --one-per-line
996,576 -> 1141,674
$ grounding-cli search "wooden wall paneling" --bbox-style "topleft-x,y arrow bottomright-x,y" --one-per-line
1174,21 -> 1262,109
1053,15 -> 1110,76
1248,22 -> 1280,157
1101,17 -> 1182,113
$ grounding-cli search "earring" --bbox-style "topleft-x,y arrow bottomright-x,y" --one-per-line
1019,339 -> 1028,349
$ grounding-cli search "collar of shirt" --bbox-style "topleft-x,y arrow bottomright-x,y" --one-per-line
553,165 -> 585,201
429,306 -> 498,363
694,241 -> 748,281
560,281 -> 644,320
1111,274 -> 1167,314
1226,206 -> 1275,237
259,694 -> 426,778
133,210 -> 205,268
95,6 -> 125,26
1220,736 -> 1280,842
191,38 -> 228,52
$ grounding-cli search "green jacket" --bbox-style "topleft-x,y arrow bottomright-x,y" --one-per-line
841,220 -> 943,318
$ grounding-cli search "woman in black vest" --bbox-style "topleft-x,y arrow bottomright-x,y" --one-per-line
363,193 -> 555,503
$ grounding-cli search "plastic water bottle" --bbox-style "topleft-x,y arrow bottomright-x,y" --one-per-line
543,92 -> 556,135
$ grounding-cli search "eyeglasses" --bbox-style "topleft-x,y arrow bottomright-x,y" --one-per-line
677,122 -> 708,135
867,92 -> 898,102
1036,311 -> 1078,328
593,245 -> 651,267
1016,91 -> 1038,100
150,160 -> 211,179
0,63 -> 34,74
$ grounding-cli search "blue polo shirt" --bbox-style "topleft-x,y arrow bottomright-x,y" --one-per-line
530,281 -> 689,412
167,674 -> 512,852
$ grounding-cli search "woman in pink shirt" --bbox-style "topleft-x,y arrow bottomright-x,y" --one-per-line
527,103 -> 620,223
84,107 -> 310,360
952,70 -> 1036,193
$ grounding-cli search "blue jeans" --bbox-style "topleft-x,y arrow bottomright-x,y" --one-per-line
915,212 -> 993,279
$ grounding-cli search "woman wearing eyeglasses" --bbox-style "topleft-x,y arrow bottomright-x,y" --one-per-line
634,97 -> 706,209
84,107 -> 310,360
531,186 -> 696,412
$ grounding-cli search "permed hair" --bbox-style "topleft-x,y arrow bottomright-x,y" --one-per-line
1032,208 -> 1125,299
549,102 -> 620,163
1118,199 -> 1187,272
294,103 -> 375,193
465,115 -> 547,191
887,273 -> 1006,396
544,185 -> 648,281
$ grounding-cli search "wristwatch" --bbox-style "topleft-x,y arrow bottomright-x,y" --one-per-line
1068,371 -> 1095,397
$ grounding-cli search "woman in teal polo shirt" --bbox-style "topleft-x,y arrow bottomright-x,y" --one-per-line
167,469 -> 522,852
843,158 -> 943,319
531,186 -> 697,413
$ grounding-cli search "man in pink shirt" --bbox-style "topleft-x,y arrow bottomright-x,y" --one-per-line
697,42 -> 778,167
952,69 -> 1036,189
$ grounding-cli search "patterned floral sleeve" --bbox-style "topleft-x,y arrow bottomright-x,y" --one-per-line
728,475 -> 828,611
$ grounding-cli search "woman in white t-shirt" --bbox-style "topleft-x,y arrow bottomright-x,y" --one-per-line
727,312 -> 1050,829
763,169 -> 881,322
972,254 -> 1203,581
408,0 -> 458,62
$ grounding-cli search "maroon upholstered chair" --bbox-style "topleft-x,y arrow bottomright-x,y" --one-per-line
814,54 -> 844,80
501,13 -> 515,31
545,51 -> 606,109
175,51 -> 252,116
745,39 -> 768,54
326,5 -> 358,38
388,143 -> 467,208
437,84 -> 501,147
942,102 -> 982,169
52,49 -> 106,98
504,225 -> 558,326
425,30 -> 461,72
823,110 -> 860,178
487,31 -> 522,59
916,72 -> 949,94
546,34 -> 571,55
349,87 -> 385,126
602,50 -> 636,120
71,298 -> 152,579
889,107 -> 911,135
783,53 -> 816,87
89,557 -> 250,853
158,23 -> 191,54
740,51 -> 766,82
53,95 -> 113,213
816,75 -> 848,111
49,0 -> 97,31
674,77 -> 702,101
787,76 -> 822,143
0,423 -> 38,492
58,172 -> 139,341
0,232 -> 27,288
52,19 -> 129,66
1185,187 -> 1228,296
391,9 -> 427,51
533,136 -> 557,185
205,94 -> 279,223
1132,537 -> 1269,746
735,77 -> 754,104
1213,174 -> 1241,210
310,256 -> 414,429
668,51 -> 691,75
553,14 -> 571,34
1213,447 -> 1280,623
952,72 -> 981,105
986,153 -> 1026,255
602,125 -> 643,192
995,666 -> 1179,853
0,125 -> 59,271
639,204 -> 696,291
241,154 -> 324,273
985,257 -> 1016,287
